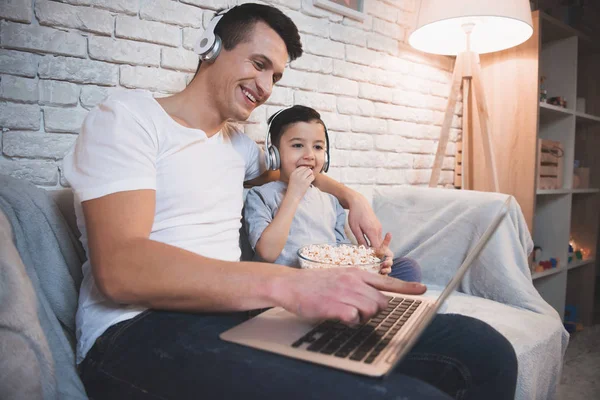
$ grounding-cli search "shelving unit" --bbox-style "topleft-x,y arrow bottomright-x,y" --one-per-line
477,11 -> 600,325
566,258 -> 596,271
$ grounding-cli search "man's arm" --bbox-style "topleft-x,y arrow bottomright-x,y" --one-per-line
313,173 -> 383,248
244,169 -> 279,187
84,189 -> 425,323
84,189 -> 287,311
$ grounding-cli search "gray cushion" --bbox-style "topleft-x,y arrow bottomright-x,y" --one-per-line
0,175 -> 87,399
0,209 -> 56,400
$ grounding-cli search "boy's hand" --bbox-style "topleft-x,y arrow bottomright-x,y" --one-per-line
375,232 -> 393,275
286,166 -> 315,201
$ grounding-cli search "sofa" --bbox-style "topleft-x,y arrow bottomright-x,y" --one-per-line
0,175 -> 568,400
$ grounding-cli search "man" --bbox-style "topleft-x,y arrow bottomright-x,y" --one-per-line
63,4 -> 517,399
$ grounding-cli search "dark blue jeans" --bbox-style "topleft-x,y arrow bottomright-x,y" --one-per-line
390,257 -> 422,283
79,311 -> 517,400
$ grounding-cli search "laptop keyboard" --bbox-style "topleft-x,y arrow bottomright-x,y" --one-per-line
291,297 -> 421,364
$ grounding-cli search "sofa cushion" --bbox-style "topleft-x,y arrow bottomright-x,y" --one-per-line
0,209 -> 56,400
0,175 -> 87,399
49,189 -> 80,238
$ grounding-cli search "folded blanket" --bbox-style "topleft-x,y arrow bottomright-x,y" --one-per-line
0,210 -> 55,400
0,175 -> 87,399
372,186 -> 569,400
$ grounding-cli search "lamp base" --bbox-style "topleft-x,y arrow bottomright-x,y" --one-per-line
429,50 -> 499,192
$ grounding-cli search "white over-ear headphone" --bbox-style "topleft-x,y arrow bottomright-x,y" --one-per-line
264,107 -> 330,173
194,9 -> 230,62
264,108 -> 285,171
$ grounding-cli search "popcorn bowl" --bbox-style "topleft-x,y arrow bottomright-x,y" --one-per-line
297,243 -> 384,274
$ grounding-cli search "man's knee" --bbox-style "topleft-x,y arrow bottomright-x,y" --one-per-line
442,314 -> 518,380
390,257 -> 422,283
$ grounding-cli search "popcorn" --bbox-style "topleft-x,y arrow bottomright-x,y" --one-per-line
298,244 -> 381,267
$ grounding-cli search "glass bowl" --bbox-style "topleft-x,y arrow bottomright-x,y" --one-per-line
297,243 -> 384,274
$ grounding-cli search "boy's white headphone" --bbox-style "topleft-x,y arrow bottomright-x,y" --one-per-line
264,108 -> 285,171
264,107 -> 330,173
194,9 -> 230,62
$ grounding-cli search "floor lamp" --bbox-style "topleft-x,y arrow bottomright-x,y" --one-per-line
409,0 -> 533,191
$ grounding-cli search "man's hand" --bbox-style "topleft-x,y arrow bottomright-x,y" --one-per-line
375,232 -> 393,275
286,166 -> 314,201
271,268 -> 427,324
347,192 -> 383,248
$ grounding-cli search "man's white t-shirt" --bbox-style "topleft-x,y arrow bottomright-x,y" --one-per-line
62,90 -> 266,364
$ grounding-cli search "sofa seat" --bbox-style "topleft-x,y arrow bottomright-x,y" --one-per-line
422,286 -> 566,400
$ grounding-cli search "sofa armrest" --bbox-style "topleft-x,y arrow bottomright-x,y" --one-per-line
0,209 -> 56,400
49,189 -> 80,238
372,187 -> 558,320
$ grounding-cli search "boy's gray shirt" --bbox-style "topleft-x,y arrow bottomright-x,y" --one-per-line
244,180 -> 349,267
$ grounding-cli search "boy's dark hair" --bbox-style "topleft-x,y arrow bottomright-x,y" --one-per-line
268,105 -> 327,147
194,3 -> 302,75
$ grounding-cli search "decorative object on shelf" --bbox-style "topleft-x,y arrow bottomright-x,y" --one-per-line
313,0 -> 365,21
581,248 -> 591,259
573,166 -> 590,189
568,241 -> 574,263
540,76 -> 547,103
537,139 -> 564,189
568,237 -> 591,263
548,96 -> 567,108
409,0 -> 534,192
533,245 -> 542,262
536,258 -> 557,271
576,97 -> 586,112
530,245 -> 543,273
563,304 -> 583,333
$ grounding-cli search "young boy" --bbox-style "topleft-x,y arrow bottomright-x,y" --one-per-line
244,105 -> 421,282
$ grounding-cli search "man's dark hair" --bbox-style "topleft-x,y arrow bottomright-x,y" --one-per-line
268,105 -> 326,148
194,3 -> 302,75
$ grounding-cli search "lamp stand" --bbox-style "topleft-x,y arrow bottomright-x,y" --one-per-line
428,45 -> 500,191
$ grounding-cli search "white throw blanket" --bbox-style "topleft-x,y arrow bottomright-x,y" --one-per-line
372,186 -> 569,400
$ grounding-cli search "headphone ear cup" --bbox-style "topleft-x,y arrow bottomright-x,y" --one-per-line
264,145 -> 272,171
322,152 -> 329,173
265,145 -> 280,171
195,13 -> 224,62
271,146 -> 280,170
202,34 -> 222,62
195,31 -> 215,56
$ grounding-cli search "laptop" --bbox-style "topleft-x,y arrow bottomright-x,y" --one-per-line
221,197 -> 511,378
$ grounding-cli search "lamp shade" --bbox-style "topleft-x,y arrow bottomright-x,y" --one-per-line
409,0 -> 533,56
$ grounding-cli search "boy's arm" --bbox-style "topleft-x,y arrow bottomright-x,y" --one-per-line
333,198 -> 350,244
253,191 -> 301,263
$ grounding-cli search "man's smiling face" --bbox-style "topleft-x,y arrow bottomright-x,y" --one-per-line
208,21 -> 288,122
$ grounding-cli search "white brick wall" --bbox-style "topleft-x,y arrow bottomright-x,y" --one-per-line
0,0 -> 460,193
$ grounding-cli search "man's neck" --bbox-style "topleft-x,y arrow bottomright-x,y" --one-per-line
155,76 -> 225,136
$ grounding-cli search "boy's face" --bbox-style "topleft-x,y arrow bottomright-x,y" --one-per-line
208,21 -> 288,122
277,121 -> 327,182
